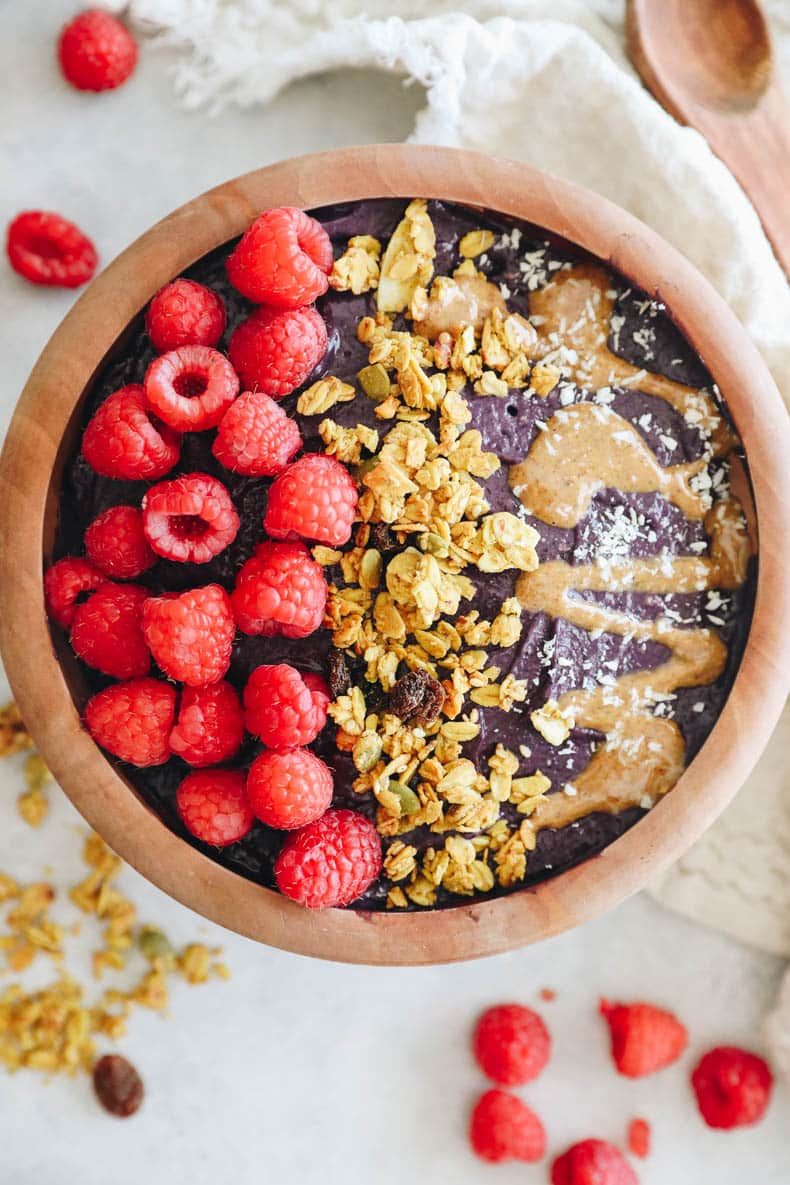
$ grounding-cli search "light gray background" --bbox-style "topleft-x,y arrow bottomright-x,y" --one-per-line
0,4 -> 787,1182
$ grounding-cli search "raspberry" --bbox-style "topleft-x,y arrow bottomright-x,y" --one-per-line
228,305 -> 327,399
142,585 -> 235,686
212,391 -> 301,476
71,584 -> 150,679
82,385 -> 181,481
145,279 -> 226,353
144,345 -> 239,432
551,1140 -> 638,1185
472,1004 -> 551,1086
274,809 -> 382,908
468,1090 -> 546,1164
44,556 -> 107,628
226,207 -> 333,308
176,769 -> 254,846
691,1046 -> 773,1130
6,210 -> 97,288
243,664 -> 328,748
84,505 -> 156,580
600,999 -> 688,1078
247,748 -> 333,830
169,681 -> 245,767
231,542 -> 327,639
84,677 -> 177,767
142,473 -> 239,564
264,454 -> 358,547
627,1118 -> 651,1159
58,9 -> 137,91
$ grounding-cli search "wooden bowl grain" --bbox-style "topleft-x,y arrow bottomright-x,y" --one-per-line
1,145 -> 788,965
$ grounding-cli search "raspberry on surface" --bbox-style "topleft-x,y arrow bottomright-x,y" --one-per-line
468,1089 -> 546,1164
243,664 -> 328,748
170,687 -> 245,767
551,1139 -> 638,1185
212,390 -> 301,476
84,677 -> 177,767
228,305 -> 327,399
599,999 -> 688,1078
58,8 -> 137,91
71,584 -> 150,679
44,556 -> 108,628
141,473 -> 239,564
226,206 -> 333,308
274,809 -> 382,908
627,1118 -> 651,1159
144,345 -> 239,432
264,453 -> 358,547
176,769 -> 254,846
472,1004 -> 551,1086
169,681 -> 245,767
145,279 -> 226,353
691,1046 -> 773,1130
247,748 -> 333,830
231,541 -> 327,639
82,385 -> 181,481
142,585 -> 235,687
6,210 -> 97,288
85,505 -> 155,580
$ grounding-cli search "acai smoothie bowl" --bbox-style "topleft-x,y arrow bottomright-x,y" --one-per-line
1,146 -> 788,965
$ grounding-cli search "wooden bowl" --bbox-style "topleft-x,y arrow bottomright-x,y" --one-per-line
2,145 -> 788,965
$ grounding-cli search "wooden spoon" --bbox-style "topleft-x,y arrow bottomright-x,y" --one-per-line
627,0 -> 790,279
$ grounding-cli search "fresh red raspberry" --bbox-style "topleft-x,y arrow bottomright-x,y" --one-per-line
226,207 -> 333,308
473,1004 -> 551,1086
274,809 -> 381,908
228,305 -> 327,399
142,585 -> 235,687
6,210 -> 97,288
212,390 -> 301,476
247,748 -> 333,830
468,1090 -> 546,1164
144,345 -> 239,432
691,1046 -> 773,1129
71,583 -> 150,679
142,473 -> 239,564
145,279 -> 226,353
84,677 -> 177,767
231,541 -> 327,638
264,454 -> 357,547
243,664 -> 328,748
58,9 -> 137,91
600,999 -> 688,1078
627,1118 -> 651,1159
84,505 -> 156,580
551,1140 -> 637,1185
176,769 -> 253,846
44,556 -> 108,628
169,681 -> 245,767
82,385 -> 181,481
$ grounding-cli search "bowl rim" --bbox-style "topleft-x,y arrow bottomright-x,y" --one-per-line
1,144 -> 789,965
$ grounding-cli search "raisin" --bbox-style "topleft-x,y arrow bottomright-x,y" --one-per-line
327,649 -> 351,699
388,669 -> 445,726
93,1054 -> 144,1117
369,523 -> 398,553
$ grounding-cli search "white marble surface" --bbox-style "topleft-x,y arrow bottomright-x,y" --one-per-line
0,4 -> 787,1182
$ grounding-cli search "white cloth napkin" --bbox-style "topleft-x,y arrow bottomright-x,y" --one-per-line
108,0 -> 789,1072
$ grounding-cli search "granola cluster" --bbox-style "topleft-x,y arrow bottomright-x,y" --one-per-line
313,202 -> 568,908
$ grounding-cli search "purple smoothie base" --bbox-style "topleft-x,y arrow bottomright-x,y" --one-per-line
55,199 -> 755,910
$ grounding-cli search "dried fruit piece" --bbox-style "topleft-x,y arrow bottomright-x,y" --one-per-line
327,650 -> 351,699
93,1054 -> 144,1117
388,669 -> 445,726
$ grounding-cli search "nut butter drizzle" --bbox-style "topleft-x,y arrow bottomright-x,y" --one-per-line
506,263 -> 751,831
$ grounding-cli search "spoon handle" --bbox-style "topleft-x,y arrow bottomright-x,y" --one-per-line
691,81 -> 790,281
